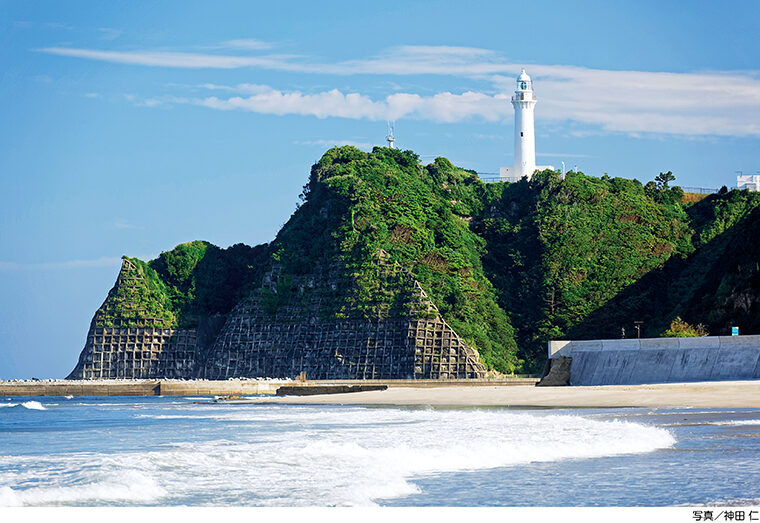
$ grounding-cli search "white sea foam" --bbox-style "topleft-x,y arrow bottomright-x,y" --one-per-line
706,419 -> 760,426
0,401 -> 46,410
0,487 -> 22,507
20,401 -> 46,410
0,470 -> 165,506
0,406 -> 676,507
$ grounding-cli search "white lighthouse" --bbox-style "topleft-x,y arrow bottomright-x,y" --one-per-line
500,69 -> 553,181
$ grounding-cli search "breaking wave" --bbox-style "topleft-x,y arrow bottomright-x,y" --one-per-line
706,420 -> 760,426
0,471 -> 165,506
0,405 -> 675,506
0,401 -> 47,410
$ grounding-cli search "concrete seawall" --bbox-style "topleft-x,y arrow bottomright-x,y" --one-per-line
0,378 -> 538,397
0,380 -> 286,397
550,335 -> 760,385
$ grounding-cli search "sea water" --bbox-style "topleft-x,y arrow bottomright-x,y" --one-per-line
1,396 -> 759,506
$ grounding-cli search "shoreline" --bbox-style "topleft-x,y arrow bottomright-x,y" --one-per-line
1,379 -> 759,408
228,381 -> 760,409
0,377 -> 537,398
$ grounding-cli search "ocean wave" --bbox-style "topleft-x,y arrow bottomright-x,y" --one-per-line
0,471 -> 166,506
0,406 -> 676,507
21,401 -> 46,410
0,401 -> 47,410
706,420 -> 760,426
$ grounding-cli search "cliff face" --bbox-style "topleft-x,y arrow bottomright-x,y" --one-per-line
69,147 -> 501,380
68,146 -> 760,379
200,252 -> 486,380
66,258 -> 196,379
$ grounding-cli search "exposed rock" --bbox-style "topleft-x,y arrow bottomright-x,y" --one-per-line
536,357 -> 572,386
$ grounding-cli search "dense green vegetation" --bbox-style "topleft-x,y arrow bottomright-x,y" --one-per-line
97,241 -> 267,328
271,146 -> 519,372
99,146 -> 760,373
149,241 -> 268,327
573,189 -> 760,345
473,170 -> 694,369
96,257 -> 176,328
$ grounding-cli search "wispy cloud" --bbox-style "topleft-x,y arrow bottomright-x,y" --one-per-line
0,257 -> 123,271
123,94 -> 177,108
199,83 -> 275,95
39,47 -> 305,70
493,67 -> 760,137
221,38 -> 274,50
176,79 -> 760,136
37,44 -> 760,137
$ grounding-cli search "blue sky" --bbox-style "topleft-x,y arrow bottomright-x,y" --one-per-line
1,0 -> 759,378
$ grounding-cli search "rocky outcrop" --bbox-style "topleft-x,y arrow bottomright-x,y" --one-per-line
69,254 -> 487,380
536,356 -> 572,386
67,259 -> 198,380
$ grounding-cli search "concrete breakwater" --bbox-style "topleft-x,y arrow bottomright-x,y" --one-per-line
0,379 -> 287,397
0,377 -> 538,397
549,335 -> 760,385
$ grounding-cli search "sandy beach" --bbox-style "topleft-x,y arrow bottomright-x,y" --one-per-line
3,378 -> 759,408
232,380 -> 760,408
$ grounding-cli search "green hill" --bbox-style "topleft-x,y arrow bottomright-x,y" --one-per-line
71,146 -> 760,377
255,146 -> 519,372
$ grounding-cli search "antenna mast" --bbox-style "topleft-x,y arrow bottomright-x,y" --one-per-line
386,121 -> 396,149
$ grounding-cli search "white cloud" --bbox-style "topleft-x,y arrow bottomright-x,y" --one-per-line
181,79 -> 760,136
191,86 -> 511,123
508,67 -> 760,137
335,45 -> 514,76
37,44 -> 505,75
37,44 -> 760,137
200,83 -> 277,95
198,89 -> 386,119
39,47 -> 306,70
123,94 -> 184,108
